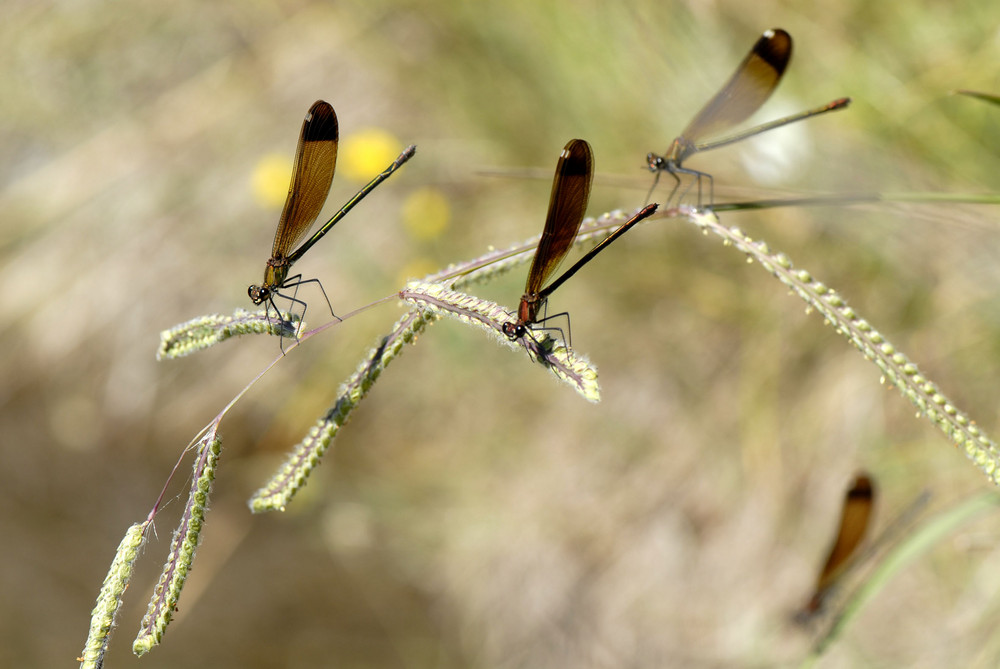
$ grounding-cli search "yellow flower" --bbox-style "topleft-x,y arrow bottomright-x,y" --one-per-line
396,258 -> 440,287
250,153 -> 293,209
402,187 -> 450,241
340,128 -> 402,182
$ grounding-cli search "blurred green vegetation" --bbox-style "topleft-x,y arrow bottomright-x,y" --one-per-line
3,1 -> 1000,667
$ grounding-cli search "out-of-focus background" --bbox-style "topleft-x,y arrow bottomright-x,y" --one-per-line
5,1 -> 1000,667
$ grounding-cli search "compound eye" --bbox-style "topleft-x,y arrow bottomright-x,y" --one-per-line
502,322 -> 526,341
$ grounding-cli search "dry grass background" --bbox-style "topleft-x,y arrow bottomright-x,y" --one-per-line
4,1 -> 1000,667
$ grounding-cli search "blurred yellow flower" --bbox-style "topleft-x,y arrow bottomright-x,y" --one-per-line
402,187 -> 450,241
251,153 -> 293,209
396,258 -> 440,287
341,128 -> 401,182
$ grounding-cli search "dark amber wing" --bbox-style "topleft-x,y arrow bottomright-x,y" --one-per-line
539,203 -> 658,302
678,28 -> 792,144
523,139 -> 594,295
815,473 -> 875,594
270,100 -> 339,258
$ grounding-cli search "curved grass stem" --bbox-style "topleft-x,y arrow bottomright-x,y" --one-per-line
685,208 -> 1000,486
